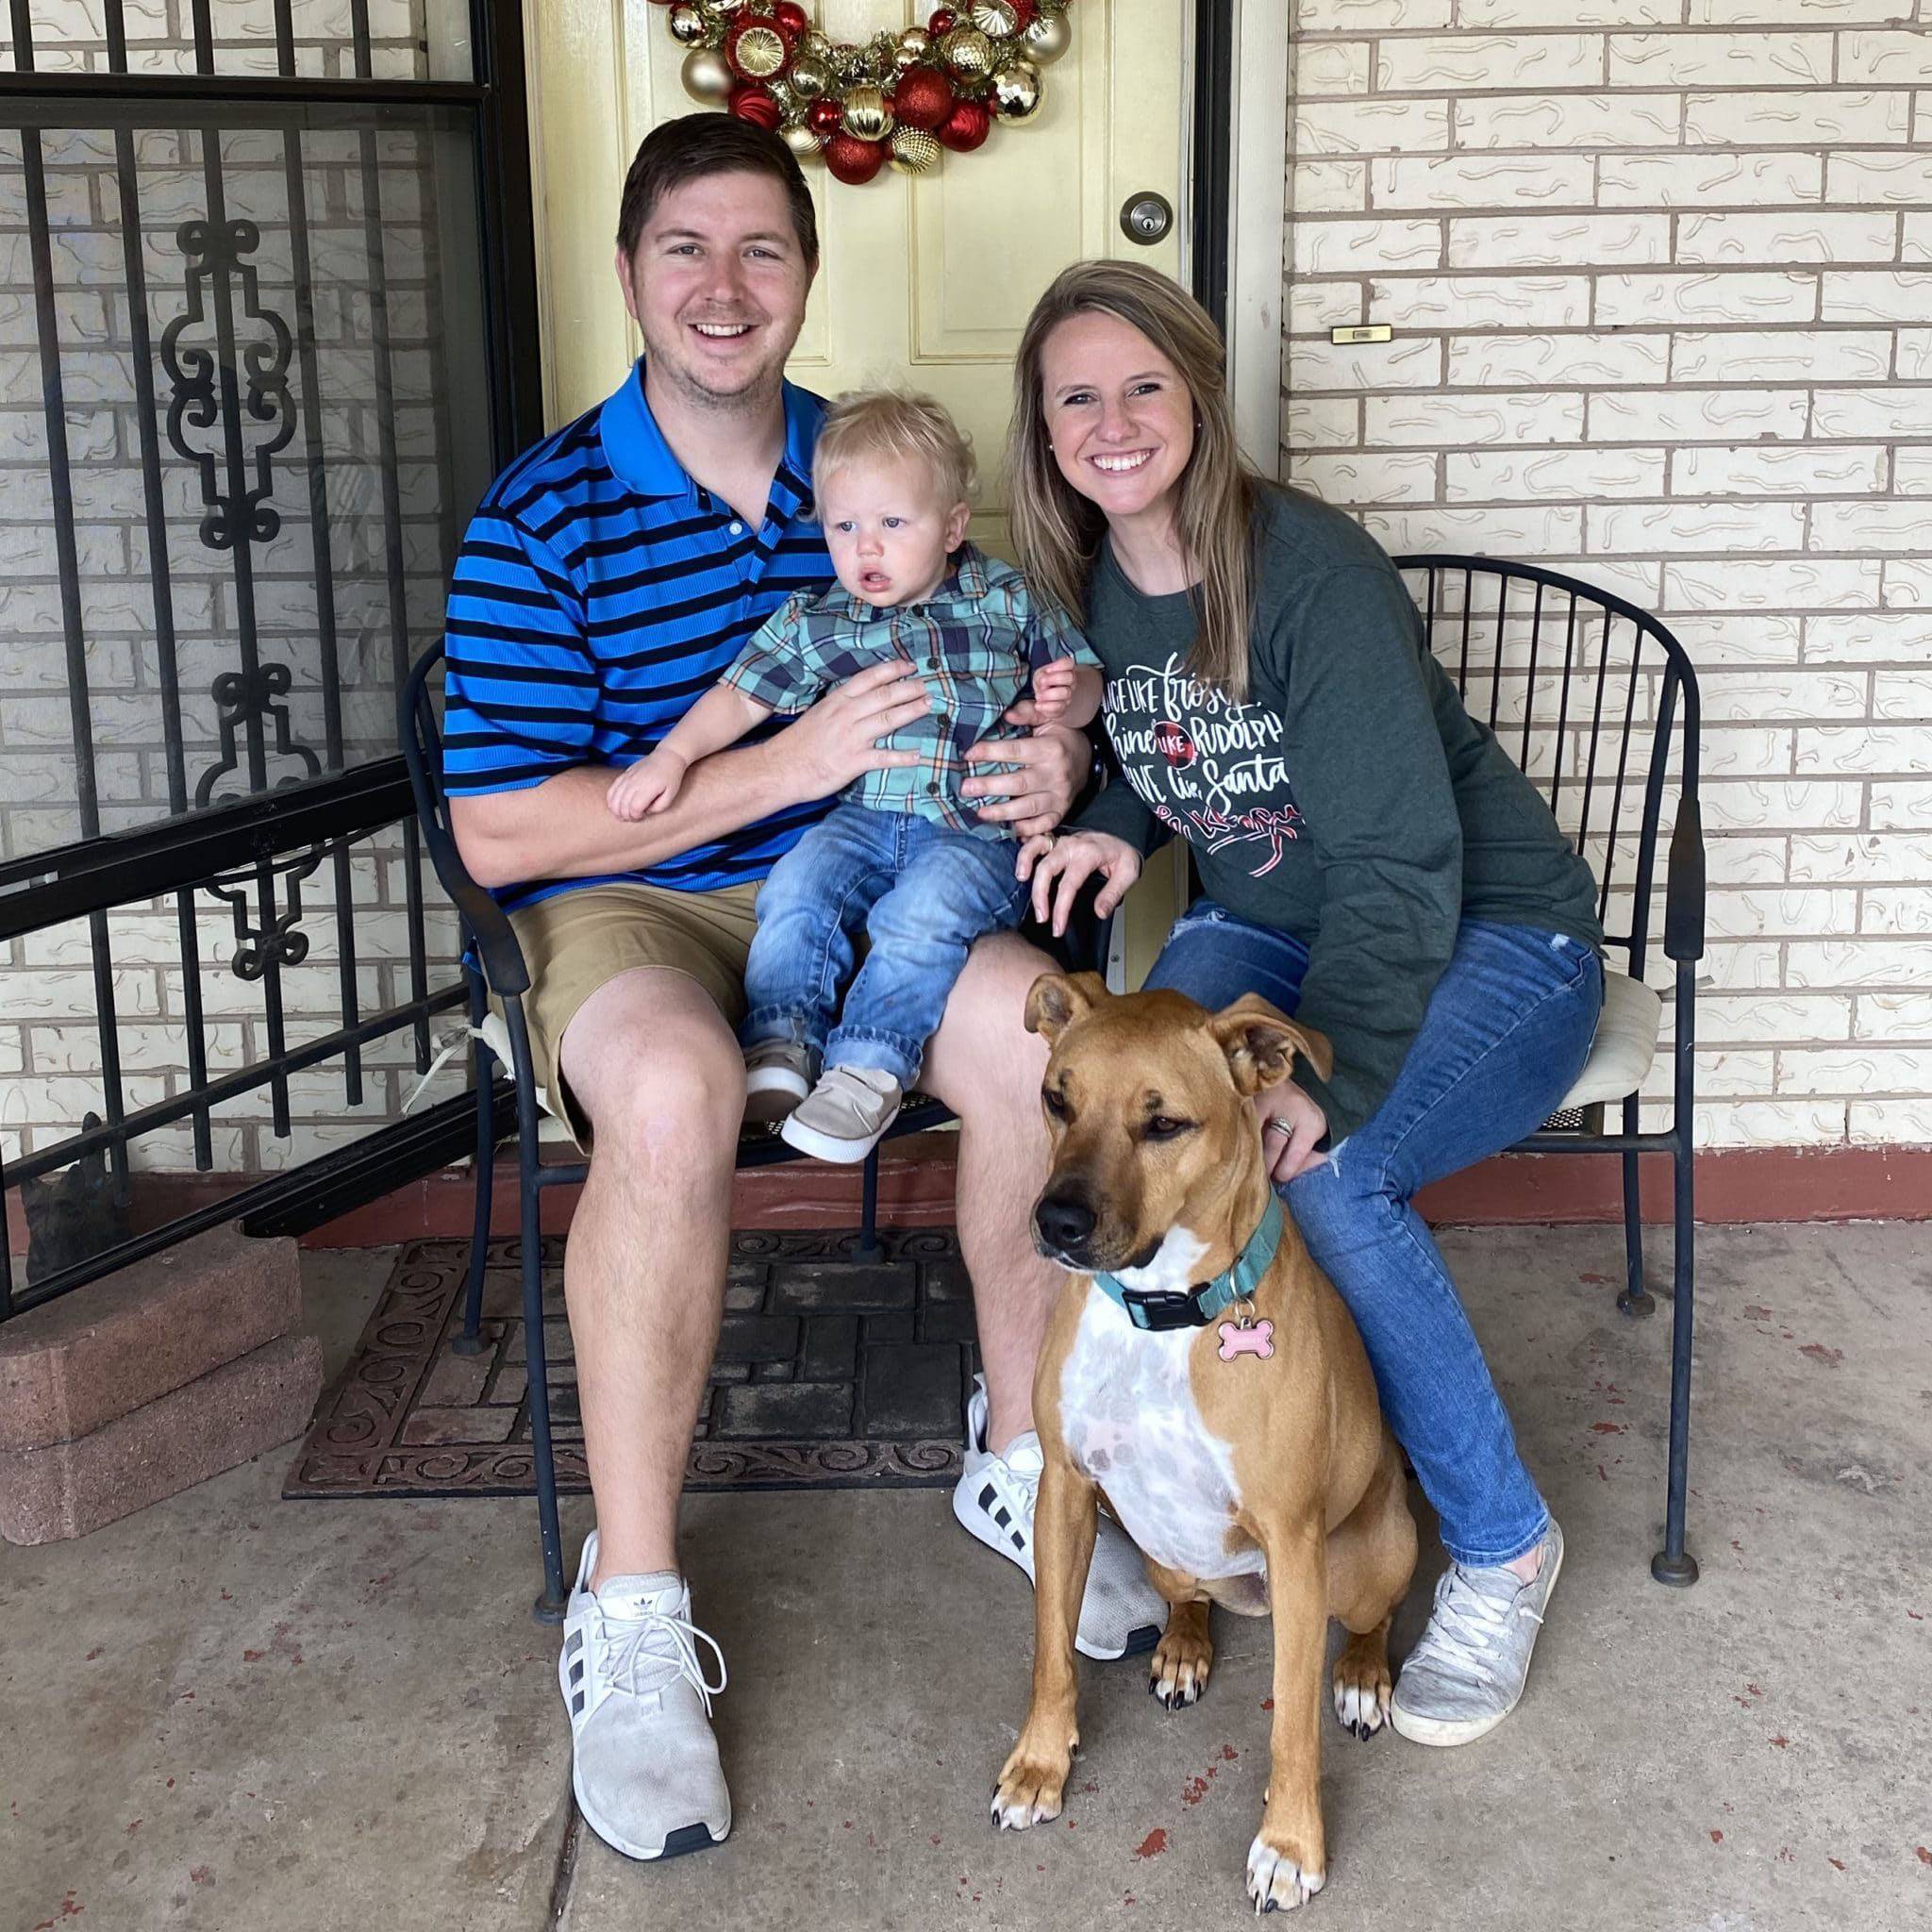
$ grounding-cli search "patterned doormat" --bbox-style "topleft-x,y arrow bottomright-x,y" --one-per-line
283,1229 -> 980,1500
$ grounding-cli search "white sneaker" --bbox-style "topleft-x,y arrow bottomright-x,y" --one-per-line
558,1530 -> 731,1860
742,1040 -> 812,1125
778,1063 -> 903,1164
952,1374 -> 1164,1661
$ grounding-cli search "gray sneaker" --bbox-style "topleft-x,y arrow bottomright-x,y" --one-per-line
1390,1521 -> 1564,1747
778,1063 -> 903,1164
742,1040 -> 812,1125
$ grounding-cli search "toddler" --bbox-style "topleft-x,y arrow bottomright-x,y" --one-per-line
608,390 -> 1102,1162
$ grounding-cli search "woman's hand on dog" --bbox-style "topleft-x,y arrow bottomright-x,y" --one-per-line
1257,1082 -> 1328,1184
1016,828 -> 1142,936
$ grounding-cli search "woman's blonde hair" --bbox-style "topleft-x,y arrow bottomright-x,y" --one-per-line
814,388 -> 976,508
1008,261 -> 1260,699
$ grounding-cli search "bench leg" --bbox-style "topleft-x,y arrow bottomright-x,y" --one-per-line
855,1144 -> 881,1261
1616,1094 -> 1654,1319
524,1154 -> 569,1624
453,1039 -> 495,1357
1650,1133 -> 1699,1587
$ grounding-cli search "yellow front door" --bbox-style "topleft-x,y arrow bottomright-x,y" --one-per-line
525,0 -> 1192,981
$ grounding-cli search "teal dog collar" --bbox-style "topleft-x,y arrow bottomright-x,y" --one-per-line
1092,1195 -> 1284,1334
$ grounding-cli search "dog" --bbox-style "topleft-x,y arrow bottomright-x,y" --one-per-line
991,974 -> 1417,1913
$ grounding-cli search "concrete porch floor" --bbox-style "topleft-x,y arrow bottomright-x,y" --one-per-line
4,1224 -> 1928,1932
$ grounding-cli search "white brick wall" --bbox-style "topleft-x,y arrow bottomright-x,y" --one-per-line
1284,0 -> 1932,1151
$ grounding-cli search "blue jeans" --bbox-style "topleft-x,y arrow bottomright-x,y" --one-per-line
741,802 -> 1027,1089
1147,902 -> 1604,1568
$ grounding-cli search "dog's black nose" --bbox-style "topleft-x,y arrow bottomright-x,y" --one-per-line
1034,1191 -> 1097,1253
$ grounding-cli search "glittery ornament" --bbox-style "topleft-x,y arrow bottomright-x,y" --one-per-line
889,127 -> 941,174
788,54 -> 831,97
823,131 -> 886,184
891,65 -> 953,130
1022,10 -> 1069,64
728,82 -> 782,129
941,24 -> 992,75
970,1 -> 1019,36
726,16 -> 789,80
841,83 -> 893,141
681,45 -> 736,104
935,96 -> 991,151
990,58 -> 1041,120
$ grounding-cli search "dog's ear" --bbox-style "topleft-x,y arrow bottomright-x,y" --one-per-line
1208,994 -> 1335,1097
1024,971 -> 1108,1046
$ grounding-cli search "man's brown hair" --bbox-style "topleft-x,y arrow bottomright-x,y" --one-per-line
615,114 -> 819,268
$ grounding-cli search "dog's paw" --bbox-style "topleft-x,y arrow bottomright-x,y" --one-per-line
1149,1629 -> 1213,1710
1246,1833 -> 1326,1914
991,1745 -> 1071,1831
1331,1656 -> 1391,1740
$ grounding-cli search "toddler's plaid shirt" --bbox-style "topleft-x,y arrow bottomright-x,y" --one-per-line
719,542 -> 1099,840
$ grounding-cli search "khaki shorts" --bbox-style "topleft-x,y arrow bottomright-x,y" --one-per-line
502,879 -> 761,1151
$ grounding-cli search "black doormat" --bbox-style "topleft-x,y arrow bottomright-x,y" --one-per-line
284,1230 -> 981,1500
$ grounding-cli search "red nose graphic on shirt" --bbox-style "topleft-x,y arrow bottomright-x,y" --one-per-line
1154,720 -> 1196,768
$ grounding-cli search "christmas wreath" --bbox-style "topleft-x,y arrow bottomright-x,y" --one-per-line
654,1 -> 1075,184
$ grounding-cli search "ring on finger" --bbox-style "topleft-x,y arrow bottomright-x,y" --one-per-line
1263,1118 -> 1292,1138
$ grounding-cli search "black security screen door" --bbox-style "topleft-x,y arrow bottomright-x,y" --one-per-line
0,1 -> 540,1315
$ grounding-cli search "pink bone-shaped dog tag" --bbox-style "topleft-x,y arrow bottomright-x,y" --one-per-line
1217,1318 -> 1274,1361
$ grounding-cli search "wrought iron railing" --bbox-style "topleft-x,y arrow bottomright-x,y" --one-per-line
0,1 -> 540,1316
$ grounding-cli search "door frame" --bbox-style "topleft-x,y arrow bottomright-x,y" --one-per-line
1208,0 -> 1290,480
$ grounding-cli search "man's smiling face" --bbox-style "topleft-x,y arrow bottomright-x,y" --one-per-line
617,168 -> 814,410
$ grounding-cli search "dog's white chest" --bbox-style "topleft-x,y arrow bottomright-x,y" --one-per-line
1057,1236 -> 1262,1585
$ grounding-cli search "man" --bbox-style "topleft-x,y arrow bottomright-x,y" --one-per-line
441,115 -> 1163,1864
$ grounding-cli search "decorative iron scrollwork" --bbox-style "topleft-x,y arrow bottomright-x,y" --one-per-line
159,217 -> 295,553
206,857 -> 317,982
195,663 -> 323,809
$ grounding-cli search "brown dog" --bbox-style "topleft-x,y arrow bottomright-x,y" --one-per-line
991,974 -> 1417,1913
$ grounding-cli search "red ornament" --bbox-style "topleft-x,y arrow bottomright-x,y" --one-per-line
808,95 -> 844,135
893,65 -> 954,131
928,8 -> 957,34
1010,0 -> 1038,25
824,132 -> 887,184
728,83 -> 783,131
936,98 -> 991,152
773,1 -> 808,41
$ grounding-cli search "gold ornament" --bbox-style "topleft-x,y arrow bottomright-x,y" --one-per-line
668,4 -> 708,46
781,122 -> 825,163
941,25 -> 993,77
889,127 -> 941,174
1022,10 -> 1071,64
990,58 -> 1041,121
895,26 -> 930,70
841,83 -> 893,141
787,54 -> 832,98
706,0 -> 745,16
681,45 -> 736,105
971,1 -> 1020,36
797,27 -> 830,59
731,23 -> 788,79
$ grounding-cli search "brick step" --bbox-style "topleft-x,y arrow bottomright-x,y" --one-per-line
0,1227 -> 301,1453
0,1331 -> 324,1545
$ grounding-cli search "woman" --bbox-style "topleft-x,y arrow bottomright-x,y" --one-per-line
1010,261 -> 1606,1747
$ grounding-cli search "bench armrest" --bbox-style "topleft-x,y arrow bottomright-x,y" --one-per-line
1662,797 -> 1705,965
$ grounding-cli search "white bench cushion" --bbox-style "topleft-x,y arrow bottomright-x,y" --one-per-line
1558,969 -> 1661,1112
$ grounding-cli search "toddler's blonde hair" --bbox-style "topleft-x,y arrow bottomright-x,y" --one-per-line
814,389 -> 977,509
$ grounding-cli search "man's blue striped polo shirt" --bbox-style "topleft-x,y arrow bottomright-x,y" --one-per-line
441,361 -> 837,910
